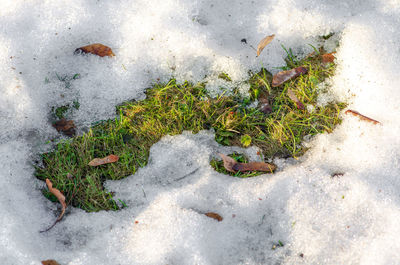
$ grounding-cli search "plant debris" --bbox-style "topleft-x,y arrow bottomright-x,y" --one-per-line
219,153 -> 276,173
75,43 -> 115,57
36,49 -> 346,212
88,154 -> 119,166
40,179 -> 66,233
257,34 -> 275,57
41,260 -> 61,265
52,118 -> 76,136
287,88 -> 304,109
272,66 -> 308,87
345,110 -> 380,125
205,212 -> 223,222
322,52 -> 336,64
258,93 -> 272,114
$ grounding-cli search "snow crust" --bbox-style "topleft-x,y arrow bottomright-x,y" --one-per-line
1,0 -> 400,264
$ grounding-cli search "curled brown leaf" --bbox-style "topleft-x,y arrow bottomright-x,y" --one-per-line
219,153 -> 237,173
258,92 -> 272,114
272,67 -> 308,87
219,153 -> 276,173
322,52 -> 336,64
259,98 -> 272,114
287,89 -> 304,110
42,260 -> 61,265
257,34 -> 275,57
88,154 -> 119,166
52,119 -> 76,136
233,161 -> 276,172
205,212 -> 223,222
345,110 -> 380,125
40,179 -> 66,233
75,43 -> 115,57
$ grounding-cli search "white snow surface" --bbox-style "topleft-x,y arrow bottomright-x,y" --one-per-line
1,0 -> 400,264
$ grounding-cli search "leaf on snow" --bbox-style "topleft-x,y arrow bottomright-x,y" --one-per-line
41,260 -> 61,265
219,153 -> 276,173
322,52 -> 336,64
205,212 -> 223,222
345,110 -> 380,125
257,34 -> 275,57
272,66 -> 308,87
287,88 -> 304,110
88,154 -> 119,166
52,118 -> 76,136
40,179 -> 66,233
75,43 -> 115,57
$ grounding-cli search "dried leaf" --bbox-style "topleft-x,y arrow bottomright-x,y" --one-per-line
40,179 -> 66,233
42,260 -> 61,265
322,52 -> 336,64
345,110 -> 380,124
88,154 -> 119,166
219,153 -> 276,173
219,153 -> 237,173
205,212 -> 223,222
52,119 -> 76,136
258,93 -> 272,114
287,89 -> 305,110
75,43 -> 115,57
233,161 -> 276,173
272,67 -> 308,87
257,34 -> 275,57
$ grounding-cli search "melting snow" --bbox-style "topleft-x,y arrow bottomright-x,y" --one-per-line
1,0 -> 400,264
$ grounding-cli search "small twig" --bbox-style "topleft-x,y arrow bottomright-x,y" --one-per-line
40,218 -> 62,233
175,168 -> 200,182
249,44 -> 257,52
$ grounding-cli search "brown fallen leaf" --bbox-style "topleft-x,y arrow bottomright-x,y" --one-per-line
40,179 -> 66,233
258,92 -> 272,114
52,119 -> 76,136
219,153 -> 276,173
205,212 -> 223,222
42,260 -> 61,265
287,88 -> 305,110
219,153 -> 237,173
345,110 -> 380,125
322,52 -> 336,64
75,43 -> 115,57
272,66 -> 308,87
257,34 -> 275,57
233,161 -> 276,172
88,154 -> 119,166
331,172 -> 344,178
259,97 -> 272,114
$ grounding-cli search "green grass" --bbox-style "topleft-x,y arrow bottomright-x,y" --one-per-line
35,49 -> 346,212
51,101 -> 80,120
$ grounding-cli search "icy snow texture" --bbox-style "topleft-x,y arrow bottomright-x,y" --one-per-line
1,0 -> 400,264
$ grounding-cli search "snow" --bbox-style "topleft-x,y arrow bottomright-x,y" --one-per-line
1,0 -> 400,264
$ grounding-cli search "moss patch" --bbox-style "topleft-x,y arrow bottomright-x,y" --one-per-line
35,49 -> 346,212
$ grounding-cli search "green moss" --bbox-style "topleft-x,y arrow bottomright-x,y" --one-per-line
51,100 -> 80,119
35,49 -> 346,212
53,105 -> 70,119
